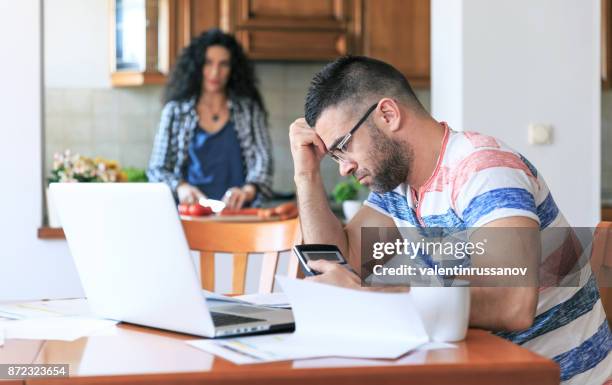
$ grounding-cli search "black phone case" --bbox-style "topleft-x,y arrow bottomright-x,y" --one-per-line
292,244 -> 347,276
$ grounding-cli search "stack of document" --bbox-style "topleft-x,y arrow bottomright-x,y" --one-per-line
0,299 -> 117,346
189,277 -> 453,364
202,290 -> 290,309
234,292 -> 290,308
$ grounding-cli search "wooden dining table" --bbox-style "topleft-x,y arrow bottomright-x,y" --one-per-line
30,207 -> 560,384
0,322 -> 559,385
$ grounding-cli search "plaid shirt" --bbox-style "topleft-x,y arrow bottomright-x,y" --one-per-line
147,96 -> 274,201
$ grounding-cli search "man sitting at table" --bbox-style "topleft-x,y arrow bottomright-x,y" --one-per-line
288,55 -> 611,385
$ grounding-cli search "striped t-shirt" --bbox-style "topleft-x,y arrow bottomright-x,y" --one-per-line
365,124 -> 612,384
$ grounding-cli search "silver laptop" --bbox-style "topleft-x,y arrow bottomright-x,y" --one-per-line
50,182 -> 294,338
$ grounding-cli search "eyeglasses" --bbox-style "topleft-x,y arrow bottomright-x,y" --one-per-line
327,102 -> 378,164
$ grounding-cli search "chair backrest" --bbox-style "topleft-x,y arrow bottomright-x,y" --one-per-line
592,221 -> 612,327
181,217 -> 301,295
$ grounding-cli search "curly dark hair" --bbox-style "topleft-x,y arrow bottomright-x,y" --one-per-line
163,29 -> 266,113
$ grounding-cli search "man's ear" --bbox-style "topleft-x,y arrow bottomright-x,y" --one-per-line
378,98 -> 401,132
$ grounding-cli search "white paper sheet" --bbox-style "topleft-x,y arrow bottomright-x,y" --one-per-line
190,340 -> 261,364
189,333 -> 292,364
189,335 -> 289,364
202,290 -> 290,308
201,290 -> 250,304
0,316 -> 118,341
234,292 -> 290,308
0,298 -> 93,320
188,335 -> 453,365
189,277 -> 430,363
292,342 -> 456,368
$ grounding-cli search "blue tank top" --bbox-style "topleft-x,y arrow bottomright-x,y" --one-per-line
185,120 -> 245,200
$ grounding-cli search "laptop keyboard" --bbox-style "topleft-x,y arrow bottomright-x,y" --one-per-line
210,312 -> 265,327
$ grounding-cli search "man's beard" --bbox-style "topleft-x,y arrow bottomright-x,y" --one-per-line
364,125 -> 413,193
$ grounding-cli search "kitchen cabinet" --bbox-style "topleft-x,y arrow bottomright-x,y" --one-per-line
110,0 -> 431,88
229,0 -> 360,60
110,0 -> 230,86
229,0 -> 431,86
361,0 -> 430,88
109,0 -> 356,85
174,0 -> 226,54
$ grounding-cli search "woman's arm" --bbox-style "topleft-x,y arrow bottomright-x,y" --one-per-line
146,102 -> 183,195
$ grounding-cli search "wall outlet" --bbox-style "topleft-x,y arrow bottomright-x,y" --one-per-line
528,123 -> 553,145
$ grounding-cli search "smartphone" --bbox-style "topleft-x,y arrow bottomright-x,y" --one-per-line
292,244 -> 348,276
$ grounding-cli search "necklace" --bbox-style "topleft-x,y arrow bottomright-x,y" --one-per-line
201,100 -> 225,122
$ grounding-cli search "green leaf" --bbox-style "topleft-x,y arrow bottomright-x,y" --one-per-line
123,167 -> 148,182
332,176 -> 362,203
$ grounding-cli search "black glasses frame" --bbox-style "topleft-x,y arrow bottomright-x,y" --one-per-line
328,102 -> 379,164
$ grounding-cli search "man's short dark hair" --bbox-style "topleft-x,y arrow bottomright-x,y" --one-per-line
304,56 -> 425,127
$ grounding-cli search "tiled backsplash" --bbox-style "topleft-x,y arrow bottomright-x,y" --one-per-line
45,64 -> 612,202
44,62 -> 431,195
45,86 -> 163,179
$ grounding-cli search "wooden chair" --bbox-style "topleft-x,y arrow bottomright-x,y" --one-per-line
181,217 -> 301,295
592,221 -> 612,327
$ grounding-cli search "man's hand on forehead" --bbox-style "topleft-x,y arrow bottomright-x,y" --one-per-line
289,117 -> 328,176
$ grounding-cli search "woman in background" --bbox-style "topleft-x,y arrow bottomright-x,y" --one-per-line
147,29 -> 273,209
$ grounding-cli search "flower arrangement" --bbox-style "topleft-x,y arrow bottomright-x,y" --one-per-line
48,149 -> 147,184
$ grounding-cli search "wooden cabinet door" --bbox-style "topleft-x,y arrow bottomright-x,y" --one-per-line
235,0 -> 345,28
232,0 -> 356,60
175,0 -> 222,52
362,0 -> 430,87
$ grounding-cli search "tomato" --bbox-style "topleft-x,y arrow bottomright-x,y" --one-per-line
178,203 -> 190,215
188,203 -> 213,216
